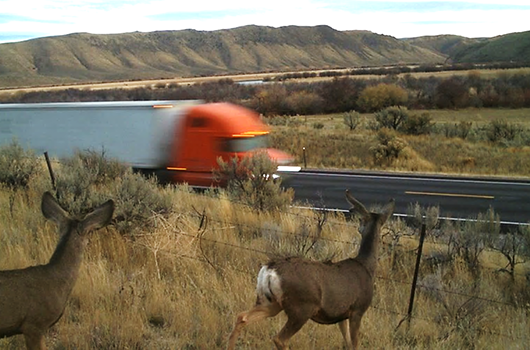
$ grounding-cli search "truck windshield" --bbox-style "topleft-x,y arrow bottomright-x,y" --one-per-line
220,135 -> 269,153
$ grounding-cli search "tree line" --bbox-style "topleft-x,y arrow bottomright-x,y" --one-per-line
3,68 -> 530,116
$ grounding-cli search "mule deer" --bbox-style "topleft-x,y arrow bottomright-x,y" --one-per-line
0,192 -> 114,350
227,190 -> 394,349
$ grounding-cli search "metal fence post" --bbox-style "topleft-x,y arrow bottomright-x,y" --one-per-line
44,152 -> 56,191
397,223 -> 427,331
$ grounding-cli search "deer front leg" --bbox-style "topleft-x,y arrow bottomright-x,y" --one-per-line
348,312 -> 364,350
24,331 -> 46,350
338,319 -> 353,349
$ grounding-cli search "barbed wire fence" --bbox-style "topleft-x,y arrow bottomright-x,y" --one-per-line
124,201 -> 529,343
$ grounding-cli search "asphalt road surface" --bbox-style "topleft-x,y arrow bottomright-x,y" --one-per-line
281,170 -> 530,225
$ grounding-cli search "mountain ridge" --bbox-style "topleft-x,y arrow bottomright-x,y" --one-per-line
0,25 -> 527,88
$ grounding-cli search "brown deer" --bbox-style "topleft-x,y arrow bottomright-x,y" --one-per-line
227,190 -> 394,349
0,192 -> 114,350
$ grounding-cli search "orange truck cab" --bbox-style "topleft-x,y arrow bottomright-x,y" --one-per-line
166,102 -> 294,187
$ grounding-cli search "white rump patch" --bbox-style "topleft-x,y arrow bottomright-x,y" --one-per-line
256,265 -> 283,305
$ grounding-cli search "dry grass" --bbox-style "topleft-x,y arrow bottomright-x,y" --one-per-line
1,183 -> 528,349
270,108 -> 530,177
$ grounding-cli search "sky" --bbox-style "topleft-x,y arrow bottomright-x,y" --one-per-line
1,0 -> 529,44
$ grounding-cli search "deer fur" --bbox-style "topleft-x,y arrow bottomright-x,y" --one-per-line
227,190 -> 394,349
0,192 -> 114,350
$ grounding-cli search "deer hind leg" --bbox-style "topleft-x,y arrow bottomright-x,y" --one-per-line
338,319 -> 353,349
227,302 -> 282,350
273,305 -> 314,350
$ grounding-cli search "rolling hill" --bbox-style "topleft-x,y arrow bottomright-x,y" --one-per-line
403,34 -> 482,58
0,25 -> 444,88
0,25 -> 528,89
449,30 -> 530,63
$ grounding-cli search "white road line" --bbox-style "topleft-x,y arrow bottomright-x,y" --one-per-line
296,172 -> 530,186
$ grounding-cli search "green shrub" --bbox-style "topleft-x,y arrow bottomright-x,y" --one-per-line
357,83 -> 408,112
485,119 -> 524,144
60,149 -> 129,186
312,122 -> 324,129
214,151 -> 293,212
488,223 -> 530,281
53,150 -> 173,234
0,140 -> 42,190
435,76 -> 469,109
440,121 -> 473,139
370,128 -> 406,165
342,110 -> 361,131
110,172 -> 174,233
263,115 -> 302,127
402,112 -> 435,135
285,91 -> 324,115
448,208 -> 499,271
374,106 -> 409,131
407,202 -> 440,232
250,84 -> 289,116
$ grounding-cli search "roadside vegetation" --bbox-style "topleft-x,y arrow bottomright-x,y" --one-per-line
268,107 -> 530,177
0,146 -> 529,349
3,67 -> 530,177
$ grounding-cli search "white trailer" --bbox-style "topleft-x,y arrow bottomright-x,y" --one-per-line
0,100 -> 197,168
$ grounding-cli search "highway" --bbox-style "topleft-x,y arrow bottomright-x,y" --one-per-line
281,170 -> 530,225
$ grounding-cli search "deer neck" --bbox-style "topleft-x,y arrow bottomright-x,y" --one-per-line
355,220 -> 381,275
46,226 -> 85,288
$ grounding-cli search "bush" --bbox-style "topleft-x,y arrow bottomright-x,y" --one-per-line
285,91 -> 324,115
262,115 -> 303,127
53,150 -> 173,234
485,119 -> 524,144
111,172 -> 174,234
357,83 -> 408,112
214,151 -> 293,212
370,128 -> 407,166
0,141 -> 42,190
402,112 -> 435,135
250,84 -> 289,116
318,77 -> 363,113
60,149 -> 129,186
343,110 -> 361,131
488,224 -> 530,280
440,121 -> 473,139
448,208 -> 499,272
374,106 -> 409,131
435,76 -> 469,109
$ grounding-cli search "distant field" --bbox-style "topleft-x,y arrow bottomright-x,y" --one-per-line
417,108 -> 530,124
0,72 -> 276,96
295,107 -> 530,127
1,67 -> 529,98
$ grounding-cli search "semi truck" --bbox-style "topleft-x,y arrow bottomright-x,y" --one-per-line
0,100 -> 297,187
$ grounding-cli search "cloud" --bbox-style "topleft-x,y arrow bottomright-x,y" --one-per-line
0,0 -> 528,43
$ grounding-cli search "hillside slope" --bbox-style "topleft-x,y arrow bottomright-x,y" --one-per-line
404,35 -> 482,58
450,30 -> 530,63
0,25 -> 445,88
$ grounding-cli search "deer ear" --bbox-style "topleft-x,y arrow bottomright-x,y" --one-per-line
80,200 -> 115,233
379,198 -> 395,224
41,192 -> 70,225
345,190 -> 370,218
